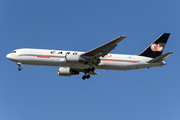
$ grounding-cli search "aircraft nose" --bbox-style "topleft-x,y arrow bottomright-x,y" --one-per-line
6,53 -> 11,59
6,53 -> 17,62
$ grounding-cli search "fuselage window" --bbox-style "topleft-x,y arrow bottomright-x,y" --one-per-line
58,52 -> 63,54
51,51 -> 56,54
73,53 -> 78,55
66,52 -> 70,55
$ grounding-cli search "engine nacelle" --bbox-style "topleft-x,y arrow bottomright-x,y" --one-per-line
65,55 -> 80,63
58,67 -> 79,76
65,55 -> 88,63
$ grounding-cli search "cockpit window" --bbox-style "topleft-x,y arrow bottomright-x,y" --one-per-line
12,51 -> 16,53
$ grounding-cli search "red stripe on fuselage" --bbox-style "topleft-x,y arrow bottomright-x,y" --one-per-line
18,54 -> 65,58
101,59 -> 140,63
50,56 -> 65,58
18,55 -> 37,57
18,54 -> 140,63
38,55 -> 50,58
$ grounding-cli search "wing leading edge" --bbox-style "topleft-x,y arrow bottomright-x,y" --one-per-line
81,35 -> 126,59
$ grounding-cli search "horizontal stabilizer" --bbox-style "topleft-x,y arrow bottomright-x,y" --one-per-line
148,52 -> 173,63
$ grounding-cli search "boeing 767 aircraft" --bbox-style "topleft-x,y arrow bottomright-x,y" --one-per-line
6,33 -> 173,80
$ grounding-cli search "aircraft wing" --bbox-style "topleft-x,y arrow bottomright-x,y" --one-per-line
80,35 -> 126,59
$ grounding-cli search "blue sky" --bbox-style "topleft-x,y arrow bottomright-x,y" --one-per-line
1,0 -> 179,120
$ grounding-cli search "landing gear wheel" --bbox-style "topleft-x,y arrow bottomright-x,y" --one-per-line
86,75 -> 90,79
82,75 -> 91,80
17,63 -> 22,71
82,75 -> 86,80
18,67 -> 22,71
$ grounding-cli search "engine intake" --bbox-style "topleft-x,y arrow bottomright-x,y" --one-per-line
58,67 -> 79,76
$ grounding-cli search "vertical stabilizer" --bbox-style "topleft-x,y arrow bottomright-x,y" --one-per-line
139,33 -> 170,58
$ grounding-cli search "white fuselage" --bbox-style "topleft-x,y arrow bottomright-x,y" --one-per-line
6,48 -> 166,71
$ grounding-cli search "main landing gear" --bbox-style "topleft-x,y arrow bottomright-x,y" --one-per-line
82,67 -> 95,80
17,63 -> 22,71
82,74 -> 90,80
86,67 -> 95,73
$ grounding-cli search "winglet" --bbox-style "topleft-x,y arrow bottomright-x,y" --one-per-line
148,52 -> 173,63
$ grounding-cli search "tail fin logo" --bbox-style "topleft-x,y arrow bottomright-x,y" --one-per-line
150,43 -> 163,52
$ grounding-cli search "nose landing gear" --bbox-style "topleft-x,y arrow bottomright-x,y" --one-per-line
17,63 -> 22,71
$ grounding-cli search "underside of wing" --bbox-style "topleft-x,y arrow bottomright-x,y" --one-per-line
71,68 -> 99,75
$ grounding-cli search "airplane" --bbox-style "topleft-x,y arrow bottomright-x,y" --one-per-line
6,33 -> 173,80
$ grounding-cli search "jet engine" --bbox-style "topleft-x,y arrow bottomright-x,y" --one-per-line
65,55 -> 88,63
58,67 -> 79,76
65,55 -> 80,63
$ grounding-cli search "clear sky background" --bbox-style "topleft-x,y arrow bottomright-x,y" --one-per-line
0,0 -> 179,120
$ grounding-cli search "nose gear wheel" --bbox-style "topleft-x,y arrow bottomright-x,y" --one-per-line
17,63 -> 22,71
